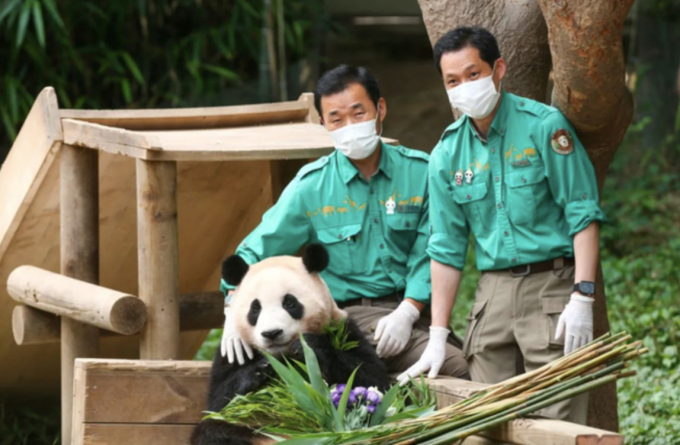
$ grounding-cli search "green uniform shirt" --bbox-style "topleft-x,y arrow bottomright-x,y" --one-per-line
222,143 -> 432,303
428,91 -> 607,271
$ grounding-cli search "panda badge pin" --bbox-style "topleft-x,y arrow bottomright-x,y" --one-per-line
385,197 -> 396,215
464,168 -> 474,184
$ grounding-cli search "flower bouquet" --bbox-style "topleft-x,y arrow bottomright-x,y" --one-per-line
206,331 -> 646,445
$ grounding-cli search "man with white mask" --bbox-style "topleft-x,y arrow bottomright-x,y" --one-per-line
219,64 -> 469,379
397,27 -> 606,424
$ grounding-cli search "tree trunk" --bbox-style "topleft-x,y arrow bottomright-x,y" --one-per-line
416,0 -> 551,102
418,0 -> 635,432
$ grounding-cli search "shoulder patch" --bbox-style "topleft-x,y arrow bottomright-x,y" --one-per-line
297,155 -> 330,179
395,145 -> 429,162
550,129 -> 574,155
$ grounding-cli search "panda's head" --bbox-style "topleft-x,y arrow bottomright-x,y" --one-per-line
222,244 -> 347,355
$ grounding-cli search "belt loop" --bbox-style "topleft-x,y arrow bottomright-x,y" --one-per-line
555,257 -> 564,269
361,297 -> 371,307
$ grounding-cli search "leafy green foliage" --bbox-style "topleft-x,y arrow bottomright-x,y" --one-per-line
323,318 -> 360,351
0,0 -> 329,151
0,399 -> 59,445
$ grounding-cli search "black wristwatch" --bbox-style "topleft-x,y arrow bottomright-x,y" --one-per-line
573,281 -> 596,296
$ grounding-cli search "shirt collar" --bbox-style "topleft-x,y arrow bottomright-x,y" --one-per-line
465,90 -> 510,142
337,141 -> 392,184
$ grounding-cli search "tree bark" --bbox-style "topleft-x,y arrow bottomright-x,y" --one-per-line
418,0 -> 635,432
416,0 -> 551,102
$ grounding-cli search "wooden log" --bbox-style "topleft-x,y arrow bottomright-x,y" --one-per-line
137,159 -> 180,360
7,265 -> 147,335
13,292 -> 224,345
61,144 -> 101,445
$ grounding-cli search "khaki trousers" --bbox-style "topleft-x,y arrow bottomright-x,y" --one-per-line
463,265 -> 588,424
344,301 -> 470,380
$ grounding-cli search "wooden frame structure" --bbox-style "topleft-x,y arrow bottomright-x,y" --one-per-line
1,87 -> 625,445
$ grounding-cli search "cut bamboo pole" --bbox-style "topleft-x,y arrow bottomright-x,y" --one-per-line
12,292 -> 224,345
7,266 -> 147,334
60,144 -> 100,445
136,159 -> 180,360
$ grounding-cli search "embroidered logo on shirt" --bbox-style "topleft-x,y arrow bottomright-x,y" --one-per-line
551,129 -> 574,155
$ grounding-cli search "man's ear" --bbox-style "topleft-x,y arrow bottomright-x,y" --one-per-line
221,255 -> 249,286
495,58 -> 507,85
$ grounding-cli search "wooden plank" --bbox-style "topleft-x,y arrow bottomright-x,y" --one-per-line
7,266 -> 147,335
82,424 -> 194,445
62,119 -> 157,159
61,100 -> 310,131
61,143 -> 101,445
432,378 -> 623,445
137,160 -> 180,360
0,87 -> 62,260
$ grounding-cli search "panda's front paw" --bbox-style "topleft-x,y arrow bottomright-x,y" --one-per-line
254,360 -> 274,382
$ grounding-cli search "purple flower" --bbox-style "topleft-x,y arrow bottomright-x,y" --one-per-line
366,390 -> 381,404
367,404 -> 376,414
348,391 -> 357,405
334,384 -> 346,394
353,386 -> 367,399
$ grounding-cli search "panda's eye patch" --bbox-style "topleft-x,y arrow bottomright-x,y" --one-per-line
282,294 -> 304,320
248,299 -> 261,326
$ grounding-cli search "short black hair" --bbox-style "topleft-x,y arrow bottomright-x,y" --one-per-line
314,64 -> 381,116
433,26 -> 501,74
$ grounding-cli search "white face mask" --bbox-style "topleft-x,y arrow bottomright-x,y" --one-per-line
446,64 -> 501,119
329,106 -> 382,160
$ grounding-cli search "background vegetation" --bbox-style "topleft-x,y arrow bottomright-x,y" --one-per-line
1,0 -> 678,444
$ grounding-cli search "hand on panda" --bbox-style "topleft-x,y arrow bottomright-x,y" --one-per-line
221,304 -> 254,365
373,300 -> 421,358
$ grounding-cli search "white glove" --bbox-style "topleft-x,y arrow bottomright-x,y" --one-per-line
396,326 -> 450,386
220,304 -> 253,364
374,300 -> 421,358
555,292 -> 594,355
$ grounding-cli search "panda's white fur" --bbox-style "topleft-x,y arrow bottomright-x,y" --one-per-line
231,255 -> 347,354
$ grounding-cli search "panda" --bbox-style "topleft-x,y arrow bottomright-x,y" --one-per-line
190,244 -> 391,445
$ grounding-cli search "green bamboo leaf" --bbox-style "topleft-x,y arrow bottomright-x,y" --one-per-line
121,78 -> 132,103
0,105 -> 18,141
0,0 -> 21,24
298,335 -> 329,397
15,0 -> 32,48
41,0 -> 63,28
335,367 -> 359,431
368,384 -> 401,427
203,65 -> 240,81
121,52 -> 145,84
32,0 -> 45,48
236,0 -> 259,17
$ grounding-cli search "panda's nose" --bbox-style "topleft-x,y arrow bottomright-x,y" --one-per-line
261,329 -> 283,340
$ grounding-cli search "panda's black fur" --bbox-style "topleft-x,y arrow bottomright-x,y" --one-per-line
190,245 -> 392,445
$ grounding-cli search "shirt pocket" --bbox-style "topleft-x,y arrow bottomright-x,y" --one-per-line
385,214 -> 420,256
452,182 -> 490,230
504,167 -> 545,226
315,223 -> 362,275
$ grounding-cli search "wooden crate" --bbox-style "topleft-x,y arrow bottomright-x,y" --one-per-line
73,359 -> 623,445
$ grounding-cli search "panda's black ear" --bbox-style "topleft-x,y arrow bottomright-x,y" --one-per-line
303,243 -> 329,274
222,255 -> 249,286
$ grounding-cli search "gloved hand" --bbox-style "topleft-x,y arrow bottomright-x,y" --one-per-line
555,292 -> 594,355
221,304 -> 254,364
396,326 -> 450,386
374,300 -> 421,358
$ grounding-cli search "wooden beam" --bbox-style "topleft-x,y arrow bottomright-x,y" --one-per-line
12,292 -> 224,345
137,159 -> 180,360
60,100 -> 310,131
62,118 -> 158,159
60,144 -> 100,445
7,266 -> 147,335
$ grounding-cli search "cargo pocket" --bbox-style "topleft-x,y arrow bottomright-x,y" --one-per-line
463,300 -> 487,359
315,224 -> 362,275
453,182 -> 490,230
504,168 -> 544,226
541,295 -> 570,350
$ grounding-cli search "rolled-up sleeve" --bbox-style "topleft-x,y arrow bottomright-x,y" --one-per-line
222,177 -> 311,294
404,185 -> 431,304
426,144 -> 470,270
540,112 -> 607,236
